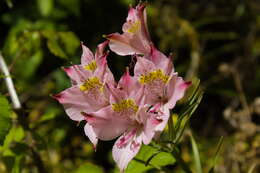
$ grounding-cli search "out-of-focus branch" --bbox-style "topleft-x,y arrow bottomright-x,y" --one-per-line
0,52 -> 47,172
0,52 -> 21,109
186,51 -> 200,80
231,67 -> 251,118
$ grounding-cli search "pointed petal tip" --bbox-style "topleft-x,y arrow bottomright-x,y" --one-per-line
105,33 -> 119,40
51,93 -> 63,102
102,39 -> 109,45
137,2 -> 147,11
81,41 -> 88,49
184,81 -> 192,88
62,66 -> 71,73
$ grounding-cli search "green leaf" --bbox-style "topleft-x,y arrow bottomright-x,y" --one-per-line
125,160 -> 152,173
47,39 -> 67,59
38,107 -> 60,123
208,136 -> 224,173
1,155 -> 23,173
37,0 -> 53,16
75,163 -> 104,173
190,134 -> 202,173
11,155 -> 23,173
149,152 -> 176,166
58,0 -> 80,16
174,79 -> 203,144
125,145 -> 176,173
59,32 -> 80,55
1,125 -> 25,156
0,95 -> 12,145
20,51 -> 43,79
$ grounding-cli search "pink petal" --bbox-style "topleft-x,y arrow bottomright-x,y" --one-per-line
81,43 -> 94,65
118,68 -> 141,97
80,86 -> 109,111
136,3 -> 151,42
126,7 -> 138,23
151,106 -> 170,139
86,106 -> 131,141
63,65 -> 92,85
53,86 -> 92,121
165,75 -> 191,109
142,113 -> 163,145
107,3 -> 152,57
146,46 -> 174,75
106,84 -> 128,104
112,130 -> 142,172
134,56 -> 156,76
95,40 -> 109,59
107,33 -> 142,56
93,55 -> 115,86
84,123 -> 98,148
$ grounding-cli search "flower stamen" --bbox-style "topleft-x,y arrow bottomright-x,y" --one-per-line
79,77 -> 102,92
84,60 -> 97,71
139,69 -> 169,84
127,20 -> 141,33
112,99 -> 139,113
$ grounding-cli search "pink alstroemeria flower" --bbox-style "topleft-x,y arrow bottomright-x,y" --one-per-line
134,47 -> 191,109
53,41 -> 115,146
107,3 -> 152,56
84,69 -> 169,172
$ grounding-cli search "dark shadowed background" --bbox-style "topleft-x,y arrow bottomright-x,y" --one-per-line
0,0 -> 259,172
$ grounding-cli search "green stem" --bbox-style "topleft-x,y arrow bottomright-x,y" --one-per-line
167,114 -> 175,141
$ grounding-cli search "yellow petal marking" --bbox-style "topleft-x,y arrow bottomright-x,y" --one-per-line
112,99 -> 139,113
127,20 -> 141,33
84,60 -> 97,71
139,69 -> 169,84
79,77 -> 102,92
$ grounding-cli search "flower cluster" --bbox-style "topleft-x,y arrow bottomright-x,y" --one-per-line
53,3 -> 190,172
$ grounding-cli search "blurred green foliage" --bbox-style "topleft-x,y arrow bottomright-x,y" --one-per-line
0,0 -> 259,173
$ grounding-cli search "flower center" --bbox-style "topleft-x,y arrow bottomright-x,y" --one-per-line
84,60 -> 97,71
79,77 -> 102,92
127,20 -> 141,33
112,99 -> 139,114
139,69 -> 169,84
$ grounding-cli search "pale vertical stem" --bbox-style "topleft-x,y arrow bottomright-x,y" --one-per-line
0,52 -> 21,109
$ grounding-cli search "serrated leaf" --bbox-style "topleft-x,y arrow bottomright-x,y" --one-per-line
0,95 -> 12,145
47,39 -> 67,59
75,163 -> 104,173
